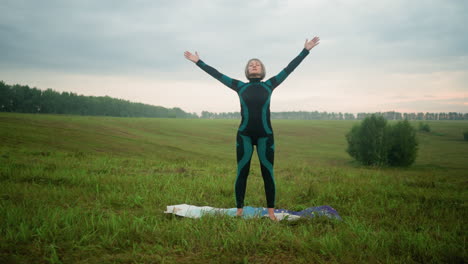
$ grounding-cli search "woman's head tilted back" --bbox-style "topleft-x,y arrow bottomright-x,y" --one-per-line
245,58 -> 266,81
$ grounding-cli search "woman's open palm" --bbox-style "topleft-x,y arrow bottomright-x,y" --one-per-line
184,51 -> 199,63
304,36 -> 320,51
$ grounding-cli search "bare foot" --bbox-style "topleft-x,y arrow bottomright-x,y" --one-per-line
236,208 -> 243,217
268,208 -> 278,221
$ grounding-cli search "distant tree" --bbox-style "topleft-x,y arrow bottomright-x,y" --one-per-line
394,112 -> 403,120
346,115 -> 418,167
418,122 -> 431,132
357,113 -> 368,120
417,112 -> 424,120
346,114 -> 390,166
0,81 -> 12,111
344,113 -> 355,120
387,120 -> 418,166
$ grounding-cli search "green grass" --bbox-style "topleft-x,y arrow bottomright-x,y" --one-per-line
0,113 -> 467,263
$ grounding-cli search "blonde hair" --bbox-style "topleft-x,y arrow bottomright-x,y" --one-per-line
245,58 -> 266,80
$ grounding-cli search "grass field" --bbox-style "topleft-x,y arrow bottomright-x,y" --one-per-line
0,112 -> 467,263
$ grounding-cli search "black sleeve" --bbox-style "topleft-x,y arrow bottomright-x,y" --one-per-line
265,48 -> 310,90
196,60 -> 245,92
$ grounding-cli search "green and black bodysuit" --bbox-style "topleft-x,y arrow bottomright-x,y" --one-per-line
196,48 -> 310,208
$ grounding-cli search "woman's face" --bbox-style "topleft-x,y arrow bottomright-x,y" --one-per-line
248,60 -> 262,75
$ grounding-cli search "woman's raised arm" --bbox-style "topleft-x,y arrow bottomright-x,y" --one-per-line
184,50 -> 245,92
265,36 -> 320,90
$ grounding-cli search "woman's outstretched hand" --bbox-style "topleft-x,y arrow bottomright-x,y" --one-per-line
184,51 -> 200,63
304,36 -> 320,51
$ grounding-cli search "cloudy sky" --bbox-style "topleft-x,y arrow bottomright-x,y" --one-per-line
1,0 -> 467,114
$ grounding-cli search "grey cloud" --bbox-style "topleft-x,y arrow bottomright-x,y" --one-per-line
1,0 -> 192,74
1,0 -> 467,77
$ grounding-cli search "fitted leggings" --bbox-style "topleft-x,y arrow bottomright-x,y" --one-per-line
235,131 -> 275,208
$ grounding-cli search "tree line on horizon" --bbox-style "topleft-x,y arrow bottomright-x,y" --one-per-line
201,110 -> 468,121
1,81 -> 467,120
0,81 -> 197,118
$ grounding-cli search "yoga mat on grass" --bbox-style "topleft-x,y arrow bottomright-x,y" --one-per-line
165,204 -> 341,221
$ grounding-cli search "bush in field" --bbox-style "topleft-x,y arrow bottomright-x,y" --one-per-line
464,131 -> 468,141
418,122 -> 431,132
346,115 -> 418,167
346,115 -> 390,166
387,120 -> 418,166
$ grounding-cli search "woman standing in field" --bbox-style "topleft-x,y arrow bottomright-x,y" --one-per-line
184,36 -> 320,220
